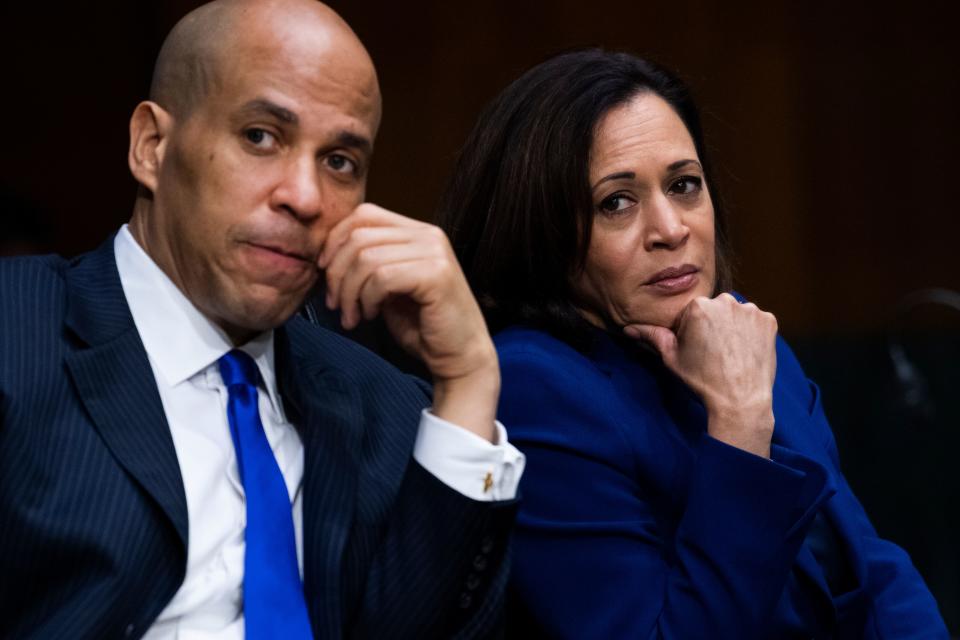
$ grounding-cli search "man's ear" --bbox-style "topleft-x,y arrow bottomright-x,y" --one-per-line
128,101 -> 173,193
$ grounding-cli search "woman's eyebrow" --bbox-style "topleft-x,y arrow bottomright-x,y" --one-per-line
667,158 -> 702,171
592,159 -> 703,191
592,171 -> 635,191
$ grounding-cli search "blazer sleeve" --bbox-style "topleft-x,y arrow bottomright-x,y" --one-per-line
288,320 -> 519,639
338,364 -> 518,639
499,340 -> 833,640
775,339 -> 949,638
351,460 -> 518,639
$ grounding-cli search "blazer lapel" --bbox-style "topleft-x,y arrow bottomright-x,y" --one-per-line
277,322 -> 362,637
63,237 -> 188,549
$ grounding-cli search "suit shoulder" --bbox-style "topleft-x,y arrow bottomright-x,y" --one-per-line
774,335 -> 809,382
495,327 -> 631,420
0,254 -> 69,317
495,325 -> 594,371
774,334 -> 820,408
0,253 -> 68,285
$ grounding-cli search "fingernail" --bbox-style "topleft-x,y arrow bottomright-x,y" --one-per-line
325,290 -> 334,309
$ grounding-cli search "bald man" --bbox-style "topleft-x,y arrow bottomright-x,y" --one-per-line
0,1 -> 524,638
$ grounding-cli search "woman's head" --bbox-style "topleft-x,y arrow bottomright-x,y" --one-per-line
439,49 -> 731,346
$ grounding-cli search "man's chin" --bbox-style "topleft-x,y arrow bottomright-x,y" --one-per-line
214,291 -> 307,343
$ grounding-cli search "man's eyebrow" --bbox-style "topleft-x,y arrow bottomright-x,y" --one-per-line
336,131 -> 372,154
238,98 -> 298,124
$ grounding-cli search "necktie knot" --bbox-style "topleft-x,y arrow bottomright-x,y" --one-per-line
219,349 -> 259,387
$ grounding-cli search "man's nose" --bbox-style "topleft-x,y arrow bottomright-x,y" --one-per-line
273,156 -> 323,222
643,197 -> 689,251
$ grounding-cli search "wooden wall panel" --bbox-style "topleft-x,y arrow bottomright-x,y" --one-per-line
1,0 -> 957,335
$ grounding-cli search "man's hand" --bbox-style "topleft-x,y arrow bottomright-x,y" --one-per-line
318,203 -> 499,442
623,293 -> 778,458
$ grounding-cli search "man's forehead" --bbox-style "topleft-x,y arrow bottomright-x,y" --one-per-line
151,0 -> 381,125
216,71 -> 379,134
210,24 -> 381,127
226,1 -> 377,87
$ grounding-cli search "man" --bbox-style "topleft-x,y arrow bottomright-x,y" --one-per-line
0,1 -> 524,638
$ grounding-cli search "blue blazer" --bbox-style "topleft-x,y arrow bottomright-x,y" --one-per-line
496,325 -> 947,638
0,238 -> 516,639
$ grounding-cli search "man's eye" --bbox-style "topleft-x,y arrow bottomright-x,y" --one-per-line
669,176 -> 702,195
598,193 -> 634,214
326,154 -> 356,174
243,128 -> 276,148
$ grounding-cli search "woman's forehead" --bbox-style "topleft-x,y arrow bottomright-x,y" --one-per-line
590,94 -> 697,175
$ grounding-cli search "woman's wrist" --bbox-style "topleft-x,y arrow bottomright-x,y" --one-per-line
705,400 -> 774,459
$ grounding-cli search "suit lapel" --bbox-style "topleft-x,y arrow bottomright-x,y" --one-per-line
277,322 -> 362,637
63,237 -> 188,549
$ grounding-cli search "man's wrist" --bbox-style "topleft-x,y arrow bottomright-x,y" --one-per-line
431,356 -> 500,443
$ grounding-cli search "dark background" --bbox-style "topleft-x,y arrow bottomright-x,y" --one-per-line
1,0 -> 957,628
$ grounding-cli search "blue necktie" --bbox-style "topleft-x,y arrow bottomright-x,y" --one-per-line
219,349 -> 313,639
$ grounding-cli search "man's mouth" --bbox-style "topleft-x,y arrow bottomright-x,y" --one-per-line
247,241 -> 313,264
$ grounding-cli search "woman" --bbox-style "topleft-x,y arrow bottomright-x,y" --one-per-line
439,51 -> 947,638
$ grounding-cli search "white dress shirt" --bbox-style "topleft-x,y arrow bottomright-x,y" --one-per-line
113,226 -> 524,640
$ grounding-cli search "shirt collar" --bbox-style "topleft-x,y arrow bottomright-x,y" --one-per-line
114,225 -> 285,417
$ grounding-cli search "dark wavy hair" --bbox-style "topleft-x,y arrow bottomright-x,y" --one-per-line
438,49 -> 732,349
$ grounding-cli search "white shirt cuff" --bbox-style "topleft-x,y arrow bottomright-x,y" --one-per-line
413,409 -> 525,502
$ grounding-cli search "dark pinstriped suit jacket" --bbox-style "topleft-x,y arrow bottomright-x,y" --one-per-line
0,238 -> 516,639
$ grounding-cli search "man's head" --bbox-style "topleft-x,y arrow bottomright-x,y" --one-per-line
128,0 -> 381,344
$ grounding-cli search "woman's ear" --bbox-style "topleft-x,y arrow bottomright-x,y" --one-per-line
128,101 -> 173,193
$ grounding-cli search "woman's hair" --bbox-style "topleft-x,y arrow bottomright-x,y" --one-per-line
438,49 -> 733,349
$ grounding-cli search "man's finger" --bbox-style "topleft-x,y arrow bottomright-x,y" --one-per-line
352,260 -> 430,328
319,203 -> 424,267
323,226 -> 420,305
337,244 -> 442,328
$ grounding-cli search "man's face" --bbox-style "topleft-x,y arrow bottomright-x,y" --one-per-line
150,22 -> 380,341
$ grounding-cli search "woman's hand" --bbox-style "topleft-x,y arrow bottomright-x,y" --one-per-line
624,293 -> 778,458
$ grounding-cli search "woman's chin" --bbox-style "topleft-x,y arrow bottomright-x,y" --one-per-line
629,284 -> 718,330
621,301 -> 689,331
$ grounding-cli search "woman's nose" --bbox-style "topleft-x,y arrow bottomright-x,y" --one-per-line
643,198 -> 689,250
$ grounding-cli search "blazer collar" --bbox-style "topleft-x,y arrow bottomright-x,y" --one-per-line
63,235 -> 189,550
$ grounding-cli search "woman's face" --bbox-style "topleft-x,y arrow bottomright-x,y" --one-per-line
571,92 -> 717,330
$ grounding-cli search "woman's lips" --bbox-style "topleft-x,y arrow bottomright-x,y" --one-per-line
643,264 -> 699,294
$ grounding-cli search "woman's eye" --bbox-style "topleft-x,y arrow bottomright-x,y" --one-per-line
669,175 -> 703,195
598,194 -> 635,214
243,128 -> 276,149
326,153 -> 357,174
